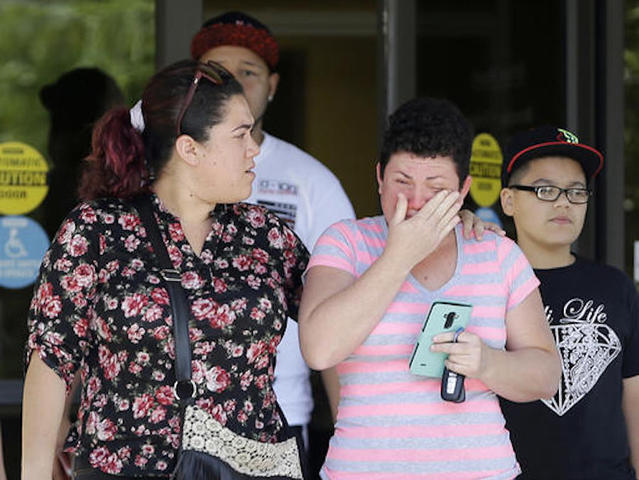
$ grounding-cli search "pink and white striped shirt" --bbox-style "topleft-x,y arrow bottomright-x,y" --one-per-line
308,217 -> 539,480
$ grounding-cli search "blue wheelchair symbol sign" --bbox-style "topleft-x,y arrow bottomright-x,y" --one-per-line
0,216 -> 49,289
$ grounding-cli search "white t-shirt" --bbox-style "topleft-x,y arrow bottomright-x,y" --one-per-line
245,132 -> 355,427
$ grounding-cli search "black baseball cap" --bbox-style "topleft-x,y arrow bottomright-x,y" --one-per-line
502,126 -> 604,186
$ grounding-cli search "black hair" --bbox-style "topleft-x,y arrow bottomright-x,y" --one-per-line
506,159 -> 533,186
141,59 -> 243,176
379,97 -> 473,185
201,11 -> 271,32
79,59 -> 243,201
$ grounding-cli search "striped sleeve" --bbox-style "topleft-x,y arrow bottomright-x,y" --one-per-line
497,236 -> 540,311
307,220 -> 358,276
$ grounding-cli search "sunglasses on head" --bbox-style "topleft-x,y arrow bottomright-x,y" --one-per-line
175,62 -> 224,136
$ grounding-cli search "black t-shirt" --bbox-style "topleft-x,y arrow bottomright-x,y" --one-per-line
499,256 -> 639,479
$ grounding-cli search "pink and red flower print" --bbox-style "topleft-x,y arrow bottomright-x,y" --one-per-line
132,393 -> 154,419
67,234 -> 89,257
208,303 -> 236,329
155,385 -> 175,406
205,365 -> 231,393
181,271 -> 204,289
150,287 -> 169,305
89,446 -> 123,474
246,207 -> 266,228
267,227 -> 283,248
42,294 -> 63,319
122,293 -> 149,318
118,213 -> 141,231
232,254 -> 252,271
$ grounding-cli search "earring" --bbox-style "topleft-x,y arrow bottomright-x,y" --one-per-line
268,95 -> 274,102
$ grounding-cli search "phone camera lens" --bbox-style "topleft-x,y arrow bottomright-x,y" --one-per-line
444,311 -> 457,329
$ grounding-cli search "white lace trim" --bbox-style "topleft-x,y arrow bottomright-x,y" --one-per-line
182,405 -> 303,479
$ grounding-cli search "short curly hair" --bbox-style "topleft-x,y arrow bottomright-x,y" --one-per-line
379,98 -> 473,186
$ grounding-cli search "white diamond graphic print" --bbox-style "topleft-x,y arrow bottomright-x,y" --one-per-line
542,323 -> 621,416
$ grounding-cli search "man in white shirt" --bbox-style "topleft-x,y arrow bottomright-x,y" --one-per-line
190,11 -> 355,452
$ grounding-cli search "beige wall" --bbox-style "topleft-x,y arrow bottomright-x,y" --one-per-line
279,35 -> 379,217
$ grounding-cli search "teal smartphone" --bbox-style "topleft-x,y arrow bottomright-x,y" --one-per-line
408,301 -> 473,378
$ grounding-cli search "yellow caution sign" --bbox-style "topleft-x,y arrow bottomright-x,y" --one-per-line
0,142 -> 49,215
469,133 -> 503,207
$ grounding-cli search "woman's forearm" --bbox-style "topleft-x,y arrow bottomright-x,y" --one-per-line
474,288 -> 561,402
299,252 -> 410,370
481,346 -> 561,402
22,353 -> 67,480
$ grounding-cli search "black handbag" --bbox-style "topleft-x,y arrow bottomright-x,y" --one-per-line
133,196 -> 306,480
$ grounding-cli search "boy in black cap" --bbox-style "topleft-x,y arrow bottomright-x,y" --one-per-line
499,126 -> 639,479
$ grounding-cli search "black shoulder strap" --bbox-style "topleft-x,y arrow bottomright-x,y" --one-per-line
132,195 -> 194,403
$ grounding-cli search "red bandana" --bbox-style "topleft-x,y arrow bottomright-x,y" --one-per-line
191,22 -> 279,70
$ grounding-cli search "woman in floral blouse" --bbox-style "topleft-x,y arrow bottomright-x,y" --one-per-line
22,60 -> 309,479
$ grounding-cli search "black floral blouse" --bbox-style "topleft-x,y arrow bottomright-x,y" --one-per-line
26,194 -> 308,477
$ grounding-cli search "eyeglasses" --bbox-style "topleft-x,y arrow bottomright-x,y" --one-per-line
509,185 -> 591,204
175,64 -> 223,136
